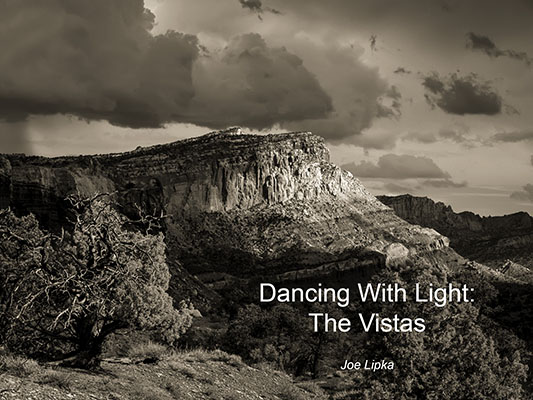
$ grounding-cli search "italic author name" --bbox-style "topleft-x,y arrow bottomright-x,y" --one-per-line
341,360 -> 394,371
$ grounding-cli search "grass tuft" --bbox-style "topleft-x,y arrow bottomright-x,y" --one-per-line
0,354 -> 41,377
277,381 -> 308,400
167,361 -> 198,379
127,341 -> 168,363
34,369 -> 72,390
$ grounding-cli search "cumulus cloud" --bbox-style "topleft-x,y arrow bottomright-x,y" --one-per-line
511,184 -> 533,203
466,32 -> 532,67
490,130 -> 533,143
282,40 -> 400,146
188,33 -> 332,129
422,73 -> 502,115
531,155 -> 533,166
342,154 -> 450,179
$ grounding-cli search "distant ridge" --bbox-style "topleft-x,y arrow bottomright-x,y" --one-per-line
379,194 -> 533,271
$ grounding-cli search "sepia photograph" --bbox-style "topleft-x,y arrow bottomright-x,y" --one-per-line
1,1 -> 532,399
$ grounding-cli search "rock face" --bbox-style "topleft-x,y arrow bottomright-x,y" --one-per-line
378,194 -> 533,270
1,130 -> 450,296
1,129 -> 352,225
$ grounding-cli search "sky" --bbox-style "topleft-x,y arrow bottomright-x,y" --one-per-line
1,0 -> 533,216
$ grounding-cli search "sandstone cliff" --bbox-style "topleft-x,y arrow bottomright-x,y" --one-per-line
378,194 -> 533,270
1,129 -> 450,298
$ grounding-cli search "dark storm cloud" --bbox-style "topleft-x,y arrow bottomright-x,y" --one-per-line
440,2 -> 453,12
466,32 -> 532,67
188,33 -> 332,130
238,0 -> 281,18
421,179 -> 467,188
531,155 -> 533,166
422,73 -> 502,115
239,0 -> 262,12
0,0 -> 199,128
342,154 -> 450,179
394,67 -> 411,75
511,184 -> 533,203
0,0 -> 328,131
490,130 -> 533,143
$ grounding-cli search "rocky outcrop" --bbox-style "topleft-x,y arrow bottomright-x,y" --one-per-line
1,128 -> 361,225
379,194 -> 533,270
1,130 -> 450,295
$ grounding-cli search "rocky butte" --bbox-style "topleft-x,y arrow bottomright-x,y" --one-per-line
1,129 -> 451,303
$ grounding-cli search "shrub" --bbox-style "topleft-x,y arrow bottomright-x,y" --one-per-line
1,194 -> 193,369
223,304 -> 336,377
